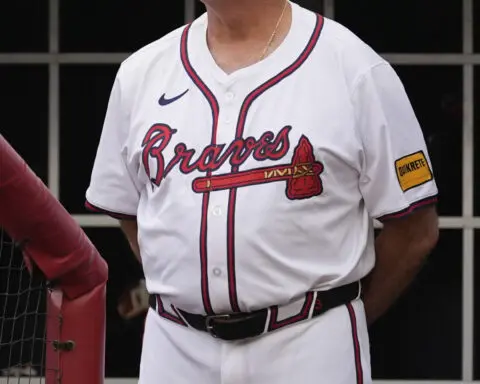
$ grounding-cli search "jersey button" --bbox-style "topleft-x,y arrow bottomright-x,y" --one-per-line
213,268 -> 222,277
225,92 -> 234,101
212,206 -> 222,216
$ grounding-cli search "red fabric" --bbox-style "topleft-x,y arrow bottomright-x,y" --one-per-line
0,136 -> 107,299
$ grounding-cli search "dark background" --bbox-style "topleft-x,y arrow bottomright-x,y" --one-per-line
0,0 -> 477,380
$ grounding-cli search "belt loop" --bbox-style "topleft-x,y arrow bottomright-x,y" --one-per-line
263,307 -> 273,334
355,281 -> 362,300
308,291 -> 318,320
172,305 -> 189,326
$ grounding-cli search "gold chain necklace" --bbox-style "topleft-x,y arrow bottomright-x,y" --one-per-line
259,1 -> 288,61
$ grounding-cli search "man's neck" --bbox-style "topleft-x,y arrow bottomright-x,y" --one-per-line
203,0 -> 289,43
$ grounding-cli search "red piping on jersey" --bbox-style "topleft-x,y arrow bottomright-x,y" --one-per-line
346,303 -> 364,384
377,195 -> 438,222
268,291 -> 315,331
180,14 -> 324,314
180,23 -> 219,315
227,14 -> 325,312
155,295 -> 187,327
84,200 -> 137,220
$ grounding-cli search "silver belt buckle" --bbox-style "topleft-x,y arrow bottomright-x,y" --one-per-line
205,314 -> 231,338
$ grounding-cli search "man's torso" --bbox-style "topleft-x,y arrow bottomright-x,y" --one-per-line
109,3 -> 385,314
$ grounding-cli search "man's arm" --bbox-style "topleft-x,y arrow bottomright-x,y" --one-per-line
117,219 -> 149,319
362,205 -> 439,325
120,219 -> 141,262
349,62 -> 440,325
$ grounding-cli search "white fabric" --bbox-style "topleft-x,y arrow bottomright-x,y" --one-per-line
353,63 -> 437,219
86,75 -> 142,216
139,300 -> 371,384
86,2 -> 437,315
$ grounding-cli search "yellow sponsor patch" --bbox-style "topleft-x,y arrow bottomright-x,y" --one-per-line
395,151 -> 433,192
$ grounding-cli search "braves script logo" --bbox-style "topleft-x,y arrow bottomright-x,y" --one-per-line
141,123 -> 324,199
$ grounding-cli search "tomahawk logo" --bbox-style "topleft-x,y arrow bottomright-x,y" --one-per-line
141,123 -> 324,200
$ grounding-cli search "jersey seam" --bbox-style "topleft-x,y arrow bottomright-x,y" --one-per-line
116,66 -> 145,194
372,192 -> 438,221
349,61 -> 389,102
350,61 -> 391,181
119,24 -> 187,69
117,65 -> 133,130
85,196 -> 138,217
350,61 -> 389,145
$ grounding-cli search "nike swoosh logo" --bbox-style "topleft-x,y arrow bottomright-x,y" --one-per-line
158,89 -> 189,106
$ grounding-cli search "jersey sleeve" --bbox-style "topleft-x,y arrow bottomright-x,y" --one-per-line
85,68 -> 141,220
353,62 -> 438,222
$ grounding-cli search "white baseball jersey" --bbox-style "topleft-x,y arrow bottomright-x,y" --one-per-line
86,1 -> 438,317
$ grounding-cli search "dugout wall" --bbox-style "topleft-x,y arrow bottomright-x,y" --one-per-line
0,0 -> 478,383
0,136 -> 108,383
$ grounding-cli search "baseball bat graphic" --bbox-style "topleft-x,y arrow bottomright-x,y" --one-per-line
192,163 -> 323,193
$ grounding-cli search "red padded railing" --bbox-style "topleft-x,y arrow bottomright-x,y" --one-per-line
0,134 -> 108,384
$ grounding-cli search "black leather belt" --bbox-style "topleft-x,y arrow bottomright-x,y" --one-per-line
150,281 -> 360,341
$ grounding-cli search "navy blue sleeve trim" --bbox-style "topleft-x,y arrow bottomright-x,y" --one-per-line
377,195 -> 438,222
85,200 -> 137,220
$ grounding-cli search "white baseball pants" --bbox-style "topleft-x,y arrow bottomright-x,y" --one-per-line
138,299 -> 372,384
